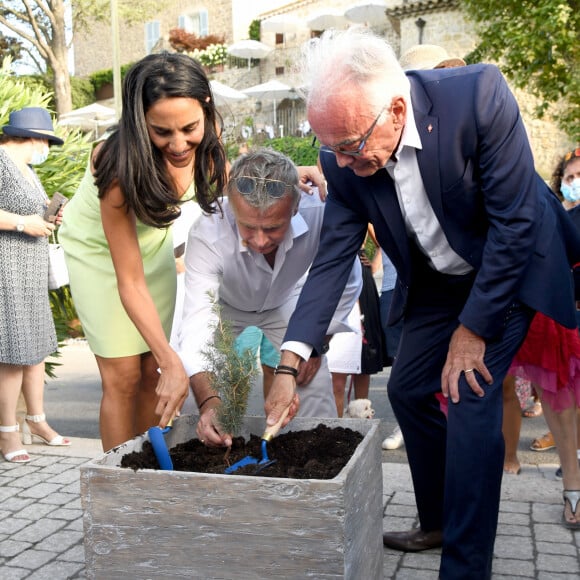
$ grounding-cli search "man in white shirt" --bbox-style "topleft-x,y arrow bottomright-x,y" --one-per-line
175,148 -> 361,446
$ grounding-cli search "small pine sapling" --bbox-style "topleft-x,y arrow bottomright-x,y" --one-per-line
202,297 -> 258,462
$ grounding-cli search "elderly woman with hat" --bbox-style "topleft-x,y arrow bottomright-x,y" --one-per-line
0,106 -> 71,463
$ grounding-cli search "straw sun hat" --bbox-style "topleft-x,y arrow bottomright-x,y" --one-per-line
399,44 -> 466,71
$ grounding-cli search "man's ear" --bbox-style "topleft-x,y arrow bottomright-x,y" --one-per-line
391,96 -> 407,129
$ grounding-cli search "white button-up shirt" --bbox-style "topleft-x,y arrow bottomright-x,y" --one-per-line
386,105 -> 472,275
175,192 -> 362,377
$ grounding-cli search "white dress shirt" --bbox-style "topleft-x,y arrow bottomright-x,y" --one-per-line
386,104 -> 472,275
175,191 -> 362,377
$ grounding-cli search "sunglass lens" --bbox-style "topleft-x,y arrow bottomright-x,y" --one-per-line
236,177 -> 256,194
265,181 -> 287,197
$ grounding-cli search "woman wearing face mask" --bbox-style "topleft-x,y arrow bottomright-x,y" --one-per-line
0,107 -> 71,464
506,148 -> 580,528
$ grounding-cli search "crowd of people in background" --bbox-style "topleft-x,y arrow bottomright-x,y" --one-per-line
2,27 -> 580,580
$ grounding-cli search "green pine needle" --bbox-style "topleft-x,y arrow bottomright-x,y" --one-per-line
201,295 -> 258,436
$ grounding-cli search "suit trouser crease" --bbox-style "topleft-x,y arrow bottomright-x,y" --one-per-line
387,260 -> 532,580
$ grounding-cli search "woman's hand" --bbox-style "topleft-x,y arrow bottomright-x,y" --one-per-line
154,355 -> 190,428
23,215 -> 55,238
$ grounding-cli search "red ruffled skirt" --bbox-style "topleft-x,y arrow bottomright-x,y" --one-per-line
509,312 -> 580,412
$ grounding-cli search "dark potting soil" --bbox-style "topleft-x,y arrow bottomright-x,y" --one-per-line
121,423 -> 363,479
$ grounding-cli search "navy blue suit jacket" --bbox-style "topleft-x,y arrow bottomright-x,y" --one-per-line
285,64 -> 580,352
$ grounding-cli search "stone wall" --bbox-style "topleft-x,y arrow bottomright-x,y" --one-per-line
72,0 -> 573,174
74,0 -> 234,77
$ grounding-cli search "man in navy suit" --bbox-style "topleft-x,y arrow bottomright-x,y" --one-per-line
264,28 -> 580,579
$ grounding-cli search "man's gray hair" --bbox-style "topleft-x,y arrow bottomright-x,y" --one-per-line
227,148 -> 301,210
298,26 -> 411,115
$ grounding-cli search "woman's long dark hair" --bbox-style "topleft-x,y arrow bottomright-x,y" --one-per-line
94,52 -> 226,227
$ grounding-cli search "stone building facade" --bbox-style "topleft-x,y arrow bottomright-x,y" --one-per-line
72,0 -> 572,176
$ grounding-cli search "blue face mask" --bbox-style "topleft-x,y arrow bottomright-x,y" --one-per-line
561,179 -> 580,202
30,145 -> 49,165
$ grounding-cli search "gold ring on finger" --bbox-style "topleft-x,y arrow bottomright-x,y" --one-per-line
464,368 -> 474,373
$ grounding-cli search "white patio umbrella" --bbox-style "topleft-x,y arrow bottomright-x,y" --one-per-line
209,80 -> 248,107
344,1 -> 388,25
306,9 -> 349,30
227,39 -> 273,70
58,103 -> 117,136
242,80 -> 297,126
261,14 -> 302,33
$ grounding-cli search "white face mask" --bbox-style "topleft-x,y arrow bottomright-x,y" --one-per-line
30,143 -> 49,165
561,178 -> 580,203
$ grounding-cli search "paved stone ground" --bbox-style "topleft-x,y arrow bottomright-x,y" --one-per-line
1,340 -> 577,578
1,442 -> 579,579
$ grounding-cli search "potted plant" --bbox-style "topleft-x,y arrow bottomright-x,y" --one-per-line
80,415 -> 382,579
80,305 -> 383,578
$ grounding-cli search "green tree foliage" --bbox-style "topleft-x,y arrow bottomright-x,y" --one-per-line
460,0 -> 580,141
0,0 -> 168,115
248,19 -> 261,41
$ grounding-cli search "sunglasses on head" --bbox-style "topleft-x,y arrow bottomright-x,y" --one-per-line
232,176 -> 291,198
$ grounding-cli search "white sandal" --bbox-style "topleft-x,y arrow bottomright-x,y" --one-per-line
22,413 -> 71,446
0,424 -> 31,463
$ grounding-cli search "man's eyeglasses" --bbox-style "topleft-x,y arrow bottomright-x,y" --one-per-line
311,105 -> 388,157
232,176 -> 291,198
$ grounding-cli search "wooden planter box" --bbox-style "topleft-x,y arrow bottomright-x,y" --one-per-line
80,415 -> 383,579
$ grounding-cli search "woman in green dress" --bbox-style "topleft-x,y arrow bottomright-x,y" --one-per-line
60,53 -> 227,451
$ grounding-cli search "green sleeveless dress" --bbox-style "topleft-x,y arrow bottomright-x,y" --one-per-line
59,161 -> 180,358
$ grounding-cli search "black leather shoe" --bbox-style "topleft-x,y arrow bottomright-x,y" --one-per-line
382,528 -> 443,552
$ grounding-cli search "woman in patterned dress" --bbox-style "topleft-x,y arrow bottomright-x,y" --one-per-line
0,107 -> 70,463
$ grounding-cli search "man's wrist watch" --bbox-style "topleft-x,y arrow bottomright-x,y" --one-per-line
320,342 -> 330,355
15,218 -> 25,232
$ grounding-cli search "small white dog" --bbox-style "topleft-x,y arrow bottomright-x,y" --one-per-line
344,398 -> 375,419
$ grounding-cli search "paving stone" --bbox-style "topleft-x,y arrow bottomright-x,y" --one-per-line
58,544 -> 85,563
385,503 -> 419,517
47,507 -> 83,521
0,518 -> 32,535
537,553 -> 580,575
8,548 -> 55,569
17,503 -> 57,520
0,539 -> 33,558
403,552 -> 441,570
492,557 -> 535,577
534,502 -> 564,523
383,517 -> 416,533
497,511 -> 530,526
47,469 -> 82,485
496,523 -> 531,537
35,529 -> 82,553
65,519 -> 84,532
7,472 -> 47,490
394,568 -> 439,579
536,540 -> 579,556
534,522 -> 576,543
494,534 -> 534,560
12,518 -> 66,543
0,566 -> 30,579
38,492 -> 78,506
1,496 -> 34,512
26,560 -> 84,580
18,482 -> 62,499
